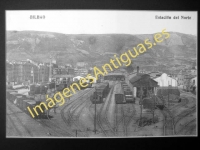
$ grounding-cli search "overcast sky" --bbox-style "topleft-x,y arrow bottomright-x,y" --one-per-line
6,10 -> 197,35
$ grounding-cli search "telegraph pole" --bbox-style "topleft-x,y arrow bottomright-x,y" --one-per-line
49,55 -> 52,82
94,98 -> 97,134
38,66 -> 40,83
168,81 -> 169,108
94,87 -> 97,134
139,87 -> 143,127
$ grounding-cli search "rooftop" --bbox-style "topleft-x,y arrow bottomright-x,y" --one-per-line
129,73 -> 158,87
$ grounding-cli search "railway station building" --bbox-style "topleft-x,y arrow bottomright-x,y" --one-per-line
128,67 -> 158,98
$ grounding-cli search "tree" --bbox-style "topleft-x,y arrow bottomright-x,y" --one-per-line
142,91 -> 156,123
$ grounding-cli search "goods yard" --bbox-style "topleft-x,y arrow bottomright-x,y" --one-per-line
6,74 -> 197,137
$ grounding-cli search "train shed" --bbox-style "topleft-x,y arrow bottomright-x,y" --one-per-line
129,73 -> 158,98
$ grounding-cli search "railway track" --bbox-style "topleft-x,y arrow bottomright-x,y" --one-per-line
176,118 -> 196,135
7,94 -> 74,137
114,104 -> 128,137
169,96 -> 188,111
173,106 -> 196,135
36,117 -> 74,137
161,108 -> 175,136
121,104 -> 127,136
67,88 -> 95,137
60,89 -> 87,125
123,104 -> 136,136
184,124 -> 196,135
161,103 -> 196,136
155,94 -> 195,136
60,88 -> 94,137
113,91 -> 136,136
96,83 -> 115,137
7,104 -> 33,137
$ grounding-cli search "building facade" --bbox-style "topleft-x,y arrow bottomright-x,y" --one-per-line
153,73 -> 178,87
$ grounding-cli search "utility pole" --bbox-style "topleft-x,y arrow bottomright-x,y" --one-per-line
38,66 -> 40,83
139,87 -> 143,127
152,92 -> 155,124
49,55 -> 52,82
94,97 -> 97,134
94,87 -> 97,134
168,81 -> 169,108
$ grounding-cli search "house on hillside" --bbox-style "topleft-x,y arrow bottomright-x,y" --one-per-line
190,76 -> 197,94
183,75 -> 196,91
169,70 -> 181,81
177,70 -> 187,87
191,68 -> 197,76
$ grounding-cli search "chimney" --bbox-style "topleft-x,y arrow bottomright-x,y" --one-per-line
137,66 -> 139,74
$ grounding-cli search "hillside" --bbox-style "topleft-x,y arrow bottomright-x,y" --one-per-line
6,30 -> 197,66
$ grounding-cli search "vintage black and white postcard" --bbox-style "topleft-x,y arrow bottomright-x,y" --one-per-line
6,10 -> 197,137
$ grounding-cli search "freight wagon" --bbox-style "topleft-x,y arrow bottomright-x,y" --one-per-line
121,82 -> 135,103
90,82 -> 109,104
95,82 -> 109,97
7,92 -> 25,103
56,83 -> 68,91
21,99 -> 42,118
90,91 -> 103,104
16,96 -> 29,109
7,90 -> 49,119
28,84 -> 48,95
115,83 -> 126,104
6,90 -> 18,100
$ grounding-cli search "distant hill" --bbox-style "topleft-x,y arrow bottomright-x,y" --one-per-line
6,30 -> 197,66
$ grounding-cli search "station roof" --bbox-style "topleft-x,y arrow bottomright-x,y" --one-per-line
104,72 -> 124,76
129,73 -> 158,87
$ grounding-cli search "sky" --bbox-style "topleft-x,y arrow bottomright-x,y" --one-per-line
6,10 -> 197,35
